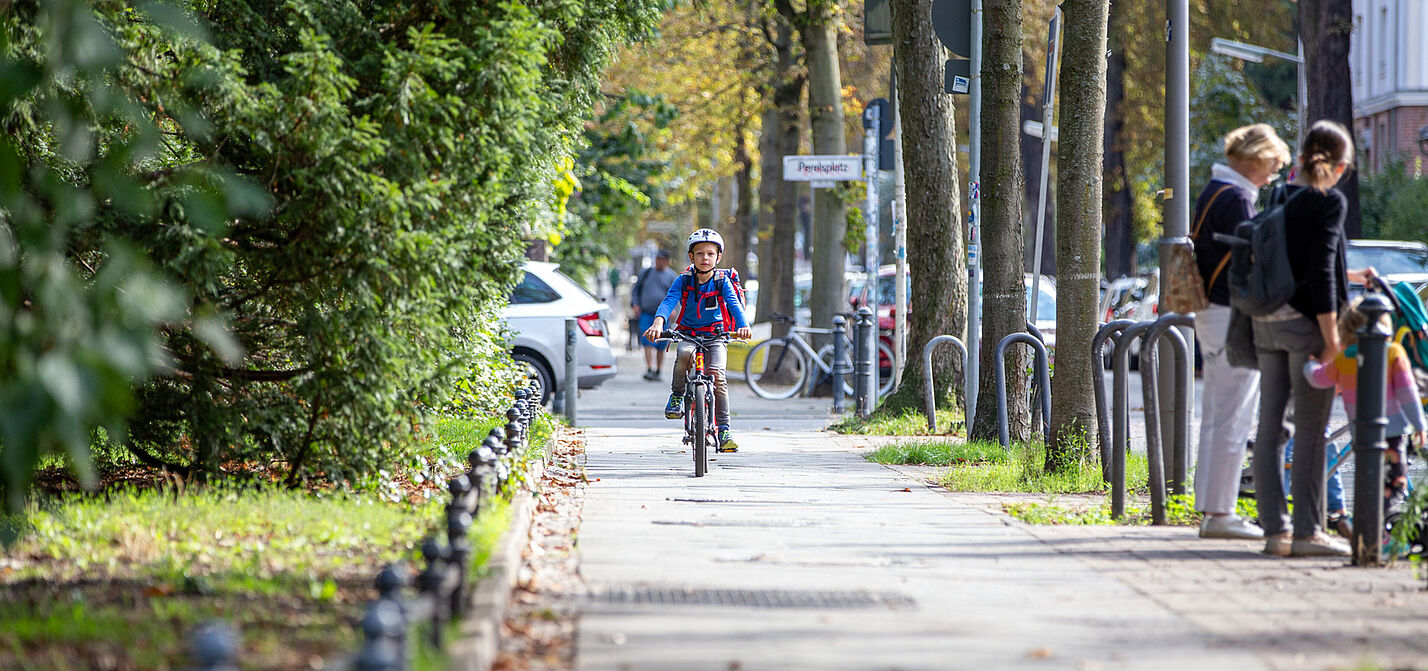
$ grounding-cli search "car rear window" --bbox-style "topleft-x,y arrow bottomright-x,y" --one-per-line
1346,245 -> 1428,277
510,272 -> 561,304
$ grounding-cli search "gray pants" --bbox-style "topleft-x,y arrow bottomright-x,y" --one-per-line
1251,313 -> 1335,538
671,342 -> 730,428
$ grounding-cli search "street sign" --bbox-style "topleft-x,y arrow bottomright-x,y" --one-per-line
865,98 -> 895,170
931,0 -> 972,57
944,59 -> 971,94
811,180 -> 836,189
783,155 -> 862,182
864,0 -> 891,45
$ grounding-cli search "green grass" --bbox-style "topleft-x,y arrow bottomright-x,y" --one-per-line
0,409 -> 555,670
831,407 -> 965,436
1004,494 -> 1261,526
866,438 -> 1148,495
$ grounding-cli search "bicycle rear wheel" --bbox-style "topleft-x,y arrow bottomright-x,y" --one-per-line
692,386 -> 708,477
744,339 -> 809,400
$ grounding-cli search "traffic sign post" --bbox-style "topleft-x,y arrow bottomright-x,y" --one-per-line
862,105 -> 881,413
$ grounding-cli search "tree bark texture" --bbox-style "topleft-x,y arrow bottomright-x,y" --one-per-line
803,4 -> 849,340
877,0 -> 966,415
756,104 -> 783,324
970,0 -> 1029,442
1102,2 -> 1134,280
730,119 -> 754,280
755,17 -> 805,337
1047,0 -> 1108,470
1300,0 -> 1361,237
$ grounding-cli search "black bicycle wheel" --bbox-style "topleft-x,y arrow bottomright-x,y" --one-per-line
692,385 -> 708,477
745,339 -> 808,400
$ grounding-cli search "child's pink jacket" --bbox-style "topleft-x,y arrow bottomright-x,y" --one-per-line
1304,342 -> 1426,437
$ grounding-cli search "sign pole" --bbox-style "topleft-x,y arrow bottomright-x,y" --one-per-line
863,106 -> 881,410
1029,7 -> 1062,323
966,0 -> 983,429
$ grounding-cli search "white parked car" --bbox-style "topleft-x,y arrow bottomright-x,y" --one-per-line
503,261 -> 618,406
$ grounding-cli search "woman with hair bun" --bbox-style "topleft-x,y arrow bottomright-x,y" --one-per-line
1191,123 -> 1291,540
1250,120 -> 1375,557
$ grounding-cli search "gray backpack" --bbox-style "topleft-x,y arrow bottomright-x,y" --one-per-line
1213,186 -> 1305,316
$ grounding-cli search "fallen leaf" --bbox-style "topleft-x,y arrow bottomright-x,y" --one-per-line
899,488 -> 911,492
1027,647 -> 1053,659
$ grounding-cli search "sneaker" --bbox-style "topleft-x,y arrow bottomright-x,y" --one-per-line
1263,533 -> 1292,557
641,370 -> 655,381
716,427 -> 738,453
1199,515 -> 1264,540
663,394 -> 683,419
1290,532 -> 1351,557
1328,511 -> 1353,538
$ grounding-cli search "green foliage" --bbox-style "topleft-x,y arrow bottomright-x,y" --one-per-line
555,89 -> 676,282
865,439 -> 1148,494
3,0 -> 662,498
1004,494 -> 1259,526
831,406 -> 965,436
1188,55 -> 1295,188
1360,157 -> 1428,241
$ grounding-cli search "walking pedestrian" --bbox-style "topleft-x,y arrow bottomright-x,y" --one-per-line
1250,120 -> 1373,557
1190,124 -> 1291,539
632,249 -> 678,380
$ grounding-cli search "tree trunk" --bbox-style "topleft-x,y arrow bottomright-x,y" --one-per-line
803,3 -> 849,340
1046,0 -> 1109,470
756,103 -> 781,324
877,0 -> 965,415
756,17 -> 804,337
730,118 -> 754,280
970,0 -> 1029,443
1102,2 -> 1134,280
1300,0 -> 1360,237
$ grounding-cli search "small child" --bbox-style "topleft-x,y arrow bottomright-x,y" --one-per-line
1304,295 -> 1428,512
642,228 -> 751,452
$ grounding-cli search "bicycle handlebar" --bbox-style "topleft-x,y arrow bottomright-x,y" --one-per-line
656,329 -> 738,347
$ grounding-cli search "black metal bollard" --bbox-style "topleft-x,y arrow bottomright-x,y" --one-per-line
507,406 -> 524,442
418,537 -> 451,648
831,316 -> 850,413
854,307 -> 874,417
354,599 -> 405,671
504,419 -> 523,455
446,510 -> 473,618
188,621 -> 240,671
1353,292 -> 1394,566
469,445 -> 498,502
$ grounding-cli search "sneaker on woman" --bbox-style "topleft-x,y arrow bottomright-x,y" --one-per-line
1198,514 -> 1264,539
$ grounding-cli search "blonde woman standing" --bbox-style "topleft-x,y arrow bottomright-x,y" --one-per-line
1190,123 -> 1291,539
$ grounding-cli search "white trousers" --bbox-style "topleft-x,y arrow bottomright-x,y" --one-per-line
1193,304 -> 1261,515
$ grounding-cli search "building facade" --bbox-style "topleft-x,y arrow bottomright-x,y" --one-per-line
1350,0 -> 1428,172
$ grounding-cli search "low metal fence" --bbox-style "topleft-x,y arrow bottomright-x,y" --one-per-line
188,386 -> 542,670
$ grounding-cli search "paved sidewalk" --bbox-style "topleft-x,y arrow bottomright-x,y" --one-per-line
565,347 -> 1428,670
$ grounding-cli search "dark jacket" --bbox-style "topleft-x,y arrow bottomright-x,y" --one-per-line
1282,184 -> 1349,321
1190,180 -> 1255,305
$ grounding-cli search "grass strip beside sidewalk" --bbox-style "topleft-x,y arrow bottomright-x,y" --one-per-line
0,413 -> 549,670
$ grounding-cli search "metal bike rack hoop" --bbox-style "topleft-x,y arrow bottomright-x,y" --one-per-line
993,332 -> 1051,448
1109,319 -> 1158,519
921,335 -> 967,433
1092,320 -> 1136,480
1140,313 -> 1195,510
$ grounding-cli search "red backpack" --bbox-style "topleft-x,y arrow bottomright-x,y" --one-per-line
678,266 -> 745,333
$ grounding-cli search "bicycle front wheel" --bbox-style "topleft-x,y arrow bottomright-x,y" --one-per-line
744,339 -> 810,400
692,385 -> 708,477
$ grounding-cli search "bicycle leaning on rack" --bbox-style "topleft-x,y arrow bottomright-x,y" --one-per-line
658,328 -> 733,477
742,313 -> 893,400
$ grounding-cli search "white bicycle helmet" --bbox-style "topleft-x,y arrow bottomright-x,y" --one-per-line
686,228 -> 725,253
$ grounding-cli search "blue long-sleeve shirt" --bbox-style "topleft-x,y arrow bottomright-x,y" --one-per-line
654,271 -> 748,331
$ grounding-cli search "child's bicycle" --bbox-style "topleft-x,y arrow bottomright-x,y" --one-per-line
659,328 -> 732,477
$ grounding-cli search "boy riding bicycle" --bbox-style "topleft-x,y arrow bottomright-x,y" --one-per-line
642,228 -> 751,452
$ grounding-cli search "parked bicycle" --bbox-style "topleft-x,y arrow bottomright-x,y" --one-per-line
658,329 -> 732,477
743,313 -> 893,400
